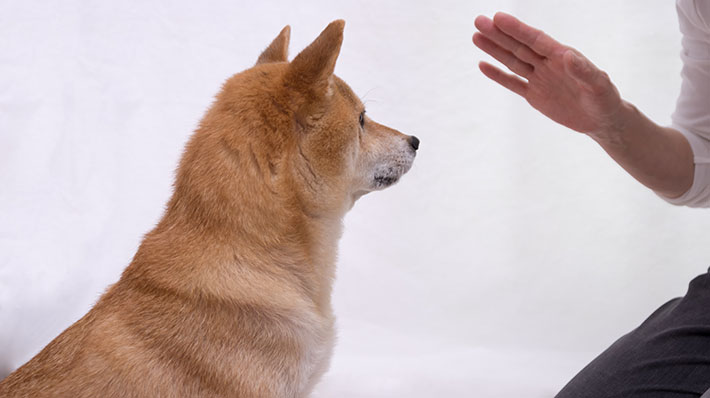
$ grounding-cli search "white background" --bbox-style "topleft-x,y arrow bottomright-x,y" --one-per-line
1,0 -> 708,396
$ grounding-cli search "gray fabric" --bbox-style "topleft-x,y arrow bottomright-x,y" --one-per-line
556,269 -> 710,398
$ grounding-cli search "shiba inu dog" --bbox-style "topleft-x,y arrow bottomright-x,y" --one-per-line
0,20 -> 418,398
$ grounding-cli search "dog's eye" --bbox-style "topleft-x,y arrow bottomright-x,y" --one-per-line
358,111 -> 366,128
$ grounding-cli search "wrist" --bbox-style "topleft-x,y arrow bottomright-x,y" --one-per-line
587,100 -> 637,148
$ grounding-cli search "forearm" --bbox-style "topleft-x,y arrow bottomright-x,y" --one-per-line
589,101 -> 694,198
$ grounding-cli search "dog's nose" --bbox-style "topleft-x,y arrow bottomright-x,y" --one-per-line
408,136 -> 420,151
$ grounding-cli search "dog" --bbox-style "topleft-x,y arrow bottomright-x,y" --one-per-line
0,20 -> 419,397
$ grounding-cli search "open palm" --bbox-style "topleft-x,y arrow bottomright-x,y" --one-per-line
473,13 -> 624,136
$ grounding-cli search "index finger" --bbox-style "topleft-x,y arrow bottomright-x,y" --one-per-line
492,12 -> 562,57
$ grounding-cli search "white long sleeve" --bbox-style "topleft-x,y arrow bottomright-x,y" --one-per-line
662,0 -> 710,207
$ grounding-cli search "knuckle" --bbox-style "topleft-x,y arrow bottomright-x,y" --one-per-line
512,44 -> 527,60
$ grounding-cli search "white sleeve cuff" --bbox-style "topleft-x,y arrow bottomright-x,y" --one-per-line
656,125 -> 710,207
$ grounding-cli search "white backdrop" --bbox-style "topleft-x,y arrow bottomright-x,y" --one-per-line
1,0 -> 708,396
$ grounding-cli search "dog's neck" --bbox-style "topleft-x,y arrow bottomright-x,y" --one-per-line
122,180 -> 345,315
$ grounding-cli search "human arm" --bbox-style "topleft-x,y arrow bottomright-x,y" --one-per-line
472,12 -> 694,199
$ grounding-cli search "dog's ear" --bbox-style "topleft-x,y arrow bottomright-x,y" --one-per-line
286,20 -> 344,98
256,25 -> 291,65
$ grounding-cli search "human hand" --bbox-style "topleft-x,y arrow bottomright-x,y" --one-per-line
473,12 -> 625,138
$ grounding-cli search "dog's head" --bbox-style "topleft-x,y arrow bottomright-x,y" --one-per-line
183,21 -> 418,219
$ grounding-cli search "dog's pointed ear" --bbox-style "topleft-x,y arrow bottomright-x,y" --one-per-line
256,25 -> 291,65
286,20 -> 344,97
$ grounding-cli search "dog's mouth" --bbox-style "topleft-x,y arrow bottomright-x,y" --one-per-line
373,174 -> 400,188
371,158 -> 414,190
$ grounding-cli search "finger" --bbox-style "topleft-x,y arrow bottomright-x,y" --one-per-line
563,50 -> 611,94
473,33 -> 534,78
478,61 -> 528,97
492,12 -> 562,57
474,15 -> 544,65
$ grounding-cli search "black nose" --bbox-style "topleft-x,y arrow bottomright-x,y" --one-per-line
408,136 -> 420,151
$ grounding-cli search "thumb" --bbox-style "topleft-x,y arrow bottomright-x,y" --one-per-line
564,50 -> 608,91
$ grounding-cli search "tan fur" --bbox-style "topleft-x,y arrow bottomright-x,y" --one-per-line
0,20 -> 418,398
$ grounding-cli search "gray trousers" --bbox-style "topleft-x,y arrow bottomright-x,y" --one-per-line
556,270 -> 710,398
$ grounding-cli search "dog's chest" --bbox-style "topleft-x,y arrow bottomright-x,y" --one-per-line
295,316 -> 336,397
